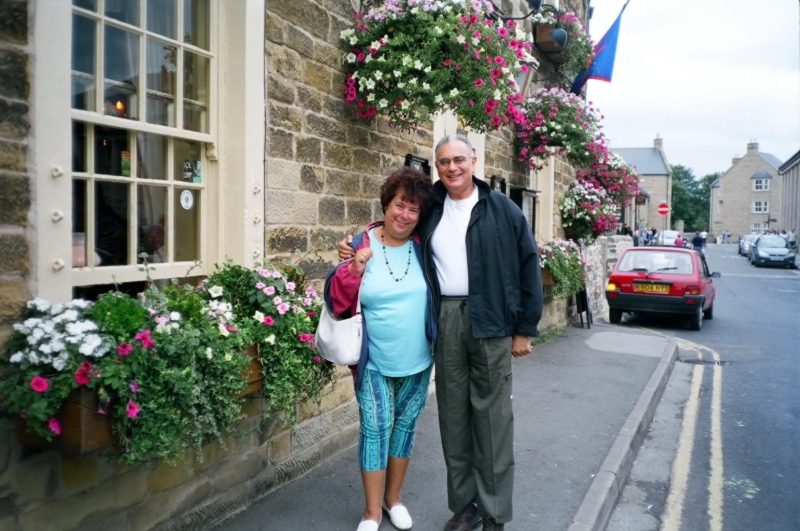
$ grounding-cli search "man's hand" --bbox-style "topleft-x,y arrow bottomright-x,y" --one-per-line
348,248 -> 373,276
511,335 -> 532,358
338,235 -> 356,262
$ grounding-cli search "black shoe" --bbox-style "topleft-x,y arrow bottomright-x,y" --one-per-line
443,503 -> 481,531
482,517 -> 504,531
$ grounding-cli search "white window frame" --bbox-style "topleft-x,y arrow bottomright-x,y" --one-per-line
33,0 -> 264,303
753,178 -> 770,191
752,201 -> 769,214
752,223 -> 762,232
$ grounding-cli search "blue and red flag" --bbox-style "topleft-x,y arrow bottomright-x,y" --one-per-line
570,0 -> 630,95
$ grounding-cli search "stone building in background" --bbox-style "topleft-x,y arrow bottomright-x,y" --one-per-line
779,149 -> 800,234
709,141 -> 784,241
0,1 -> 617,529
613,135 -> 673,231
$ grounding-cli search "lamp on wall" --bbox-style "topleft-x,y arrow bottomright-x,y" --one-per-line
405,154 -> 431,177
497,1 -> 568,49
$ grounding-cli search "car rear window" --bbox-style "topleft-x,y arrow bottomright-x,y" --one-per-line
617,251 -> 695,275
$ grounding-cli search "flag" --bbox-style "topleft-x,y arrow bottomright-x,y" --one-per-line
570,0 -> 630,95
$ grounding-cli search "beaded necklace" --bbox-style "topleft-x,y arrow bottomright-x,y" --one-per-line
380,228 -> 412,282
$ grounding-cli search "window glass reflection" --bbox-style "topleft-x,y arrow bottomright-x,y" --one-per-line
174,188 -> 199,262
183,51 -> 209,132
147,0 -> 177,39
104,26 -> 140,120
138,185 -> 167,264
73,122 -> 87,173
73,0 -> 97,11
137,133 -> 168,180
173,139 -> 201,183
72,179 -> 88,267
72,15 -> 96,111
95,126 -> 131,176
183,0 -> 209,50
105,0 -> 139,26
95,181 -> 130,266
146,38 -> 177,126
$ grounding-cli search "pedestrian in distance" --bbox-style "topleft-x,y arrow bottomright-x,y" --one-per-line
691,231 -> 704,254
339,134 -> 543,531
700,229 -> 708,249
674,233 -> 685,247
633,228 -> 640,247
325,168 -> 437,531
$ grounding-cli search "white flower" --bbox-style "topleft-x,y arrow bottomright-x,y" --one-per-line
28,352 -> 40,364
367,93 -> 375,101
410,7 -> 419,13
374,70 -> 383,80
409,78 -> 418,85
394,70 -> 402,78
422,82 -> 431,90
377,56 -> 386,62
364,54 -> 372,63
379,99 -> 389,108
401,100 -> 410,109
456,35 -> 466,44
450,88 -> 459,97
53,358 -> 67,371
435,94 -> 444,104
434,26 -> 443,35
205,347 -> 213,360
218,323 -> 230,337
402,55 -> 412,66
366,79 -> 376,90
443,4 -> 452,11
265,334 -> 276,345
371,40 -> 382,49
340,29 -> 354,39
9,352 -> 23,363
349,36 -> 358,45
345,53 -> 357,63
414,59 -> 423,70
155,322 -> 172,335
397,82 -> 406,88
39,344 -> 52,354
208,286 -> 224,298
493,89 -> 502,100
170,312 -> 181,321
472,37 -> 480,46
424,66 -> 431,73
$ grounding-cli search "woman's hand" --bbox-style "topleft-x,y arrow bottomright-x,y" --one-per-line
348,247 -> 373,276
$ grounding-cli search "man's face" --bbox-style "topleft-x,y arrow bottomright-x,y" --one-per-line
434,140 -> 477,200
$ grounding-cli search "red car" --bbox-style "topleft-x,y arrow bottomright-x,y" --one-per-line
605,247 -> 720,330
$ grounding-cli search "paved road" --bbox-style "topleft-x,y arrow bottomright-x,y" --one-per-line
606,244 -> 800,531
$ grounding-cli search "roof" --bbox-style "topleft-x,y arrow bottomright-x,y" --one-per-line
637,189 -> 651,198
711,179 -> 721,188
751,171 -> 772,180
612,148 -> 670,175
779,149 -> 800,173
759,152 -> 783,168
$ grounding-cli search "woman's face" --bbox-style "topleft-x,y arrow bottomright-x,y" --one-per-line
384,191 -> 421,241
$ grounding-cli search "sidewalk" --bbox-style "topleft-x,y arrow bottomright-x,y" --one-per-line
213,323 -> 676,531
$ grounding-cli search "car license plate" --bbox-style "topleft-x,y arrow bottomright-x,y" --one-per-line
634,283 -> 670,293
770,257 -> 783,261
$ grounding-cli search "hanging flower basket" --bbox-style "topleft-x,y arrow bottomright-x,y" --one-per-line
530,11 -> 593,79
560,180 -> 619,244
539,239 -> 586,299
19,388 -> 114,454
541,266 -> 556,286
340,0 -> 536,132
575,152 -> 640,208
517,87 -> 608,171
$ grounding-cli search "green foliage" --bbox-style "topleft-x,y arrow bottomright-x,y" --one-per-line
87,292 -> 148,343
671,165 -> 722,232
539,239 -> 586,299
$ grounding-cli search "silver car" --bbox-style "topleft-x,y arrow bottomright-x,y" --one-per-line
655,230 -> 686,247
739,234 -> 758,256
749,236 -> 795,268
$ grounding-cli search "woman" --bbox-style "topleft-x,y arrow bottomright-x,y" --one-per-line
674,233 -> 685,247
324,167 -> 436,531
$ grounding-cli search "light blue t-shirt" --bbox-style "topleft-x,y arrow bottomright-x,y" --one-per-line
361,228 -> 433,377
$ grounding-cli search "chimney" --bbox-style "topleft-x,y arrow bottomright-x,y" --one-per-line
654,134 -> 663,150
747,138 -> 759,154
732,154 -> 740,165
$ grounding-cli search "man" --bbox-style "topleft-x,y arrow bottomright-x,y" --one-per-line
700,229 -> 708,249
788,229 -> 797,251
722,230 -> 731,244
340,135 -> 543,531
632,228 -> 640,247
691,231 -> 704,253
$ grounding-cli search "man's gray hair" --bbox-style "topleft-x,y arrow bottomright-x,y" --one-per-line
435,134 -> 474,158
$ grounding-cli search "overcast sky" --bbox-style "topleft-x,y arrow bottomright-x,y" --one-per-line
585,0 -> 800,178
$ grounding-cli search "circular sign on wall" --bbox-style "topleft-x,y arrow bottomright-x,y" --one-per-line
180,190 -> 194,210
657,202 -> 670,216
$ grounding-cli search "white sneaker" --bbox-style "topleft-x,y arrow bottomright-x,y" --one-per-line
356,517 -> 381,531
383,502 -> 413,530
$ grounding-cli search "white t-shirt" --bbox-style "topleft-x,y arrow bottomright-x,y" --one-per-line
431,186 -> 479,296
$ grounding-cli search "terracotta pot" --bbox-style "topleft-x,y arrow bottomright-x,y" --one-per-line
542,267 -> 556,286
19,388 -> 114,454
534,24 -> 566,57
239,344 -> 264,397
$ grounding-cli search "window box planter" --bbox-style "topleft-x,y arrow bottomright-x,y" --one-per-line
541,267 -> 557,286
239,344 -> 264,397
19,388 -> 114,454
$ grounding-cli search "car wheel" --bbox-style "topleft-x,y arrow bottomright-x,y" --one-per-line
609,309 -> 622,324
689,307 -> 703,331
703,303 -> 714,320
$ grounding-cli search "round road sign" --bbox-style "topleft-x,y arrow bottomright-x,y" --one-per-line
657,203 -> 670,216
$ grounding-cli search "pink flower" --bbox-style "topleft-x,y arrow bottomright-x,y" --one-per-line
494,56 -> 506,66
263,286 -> 275,296
273,296 -> 283,305
271,271 -> 282,279
117,343 -> 133,356
126,400 -> 141,419
313,355 -> 322,364
285,282 -> 296,292
443,59 -> 452,66
263,316 -> 275,326
455,64 -> 461,71
491,115 -> 502,126
130,381 -> 140,393
306,288 -> 317,298
134,330 -> 155,349
498,27 -> 508,38
154,316 -> 169,324
30,376 -> 49,393
225,324 -> 239,333
258,269 -> 269,277
255,282 -> 266,289
277,303 -> 291,315
48,418 -> 61,435
298,333 -> 313,342
303,297 -> 313,306
74,361 -> 96,386
474,79 -> 485,87
357,53 -> 365,62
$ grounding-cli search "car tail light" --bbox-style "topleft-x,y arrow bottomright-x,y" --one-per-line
686,298 -> 697,304
607,282 -> 617,291
686,286 -> 701,295
608,292 -> 619,299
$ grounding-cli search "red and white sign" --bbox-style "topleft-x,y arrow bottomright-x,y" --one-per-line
657,202 -> 670,216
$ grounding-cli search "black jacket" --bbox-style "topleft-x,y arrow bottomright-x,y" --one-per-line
417,177 -> 543,339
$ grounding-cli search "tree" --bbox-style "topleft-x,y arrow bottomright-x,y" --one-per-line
670,165 -> 723,232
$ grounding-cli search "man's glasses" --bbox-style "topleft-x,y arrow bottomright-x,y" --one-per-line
435,156 -> 469,167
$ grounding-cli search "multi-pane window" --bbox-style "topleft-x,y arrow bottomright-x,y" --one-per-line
752,201 -> 769,213
752,223 -> 762,232
753,179 -> 770,191
70,0 -> 213,284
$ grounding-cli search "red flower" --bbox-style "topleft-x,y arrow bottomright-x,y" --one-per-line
263,316 -> 275,326
74,361 -> 96,386
443,59 -> 452,66
48,418 -> 61,435
134,330 -> 155,349
474,79 -> 485,87
126,400 -> 141,419
30,376 -> 49,393
117,343 -> 133,356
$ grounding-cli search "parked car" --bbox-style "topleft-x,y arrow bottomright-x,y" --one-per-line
606,247 -> 719,331
654,230 -> 687,247
739,234 -> 758,256
748,235 -> 795,267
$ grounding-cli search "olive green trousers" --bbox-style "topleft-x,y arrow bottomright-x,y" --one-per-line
435,297 -> 515,524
